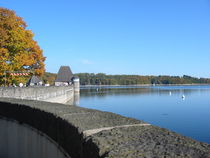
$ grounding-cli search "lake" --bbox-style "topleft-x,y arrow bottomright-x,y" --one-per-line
79,85 -> 210,144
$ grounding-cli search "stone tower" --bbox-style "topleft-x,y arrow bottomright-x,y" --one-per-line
72,76 -> 80,93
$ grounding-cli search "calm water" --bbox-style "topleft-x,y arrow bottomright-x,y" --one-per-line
79,85 -> 210,144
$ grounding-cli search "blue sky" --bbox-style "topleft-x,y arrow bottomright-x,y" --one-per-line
1,0 -> 210,77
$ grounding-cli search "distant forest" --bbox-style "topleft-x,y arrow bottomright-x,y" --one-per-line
43,72 -> 210,85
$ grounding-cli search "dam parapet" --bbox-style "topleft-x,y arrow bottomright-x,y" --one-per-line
0,86 -> 78,104
0,98 -> 210,158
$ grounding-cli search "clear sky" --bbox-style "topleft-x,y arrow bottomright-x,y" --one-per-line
1,0 -> 210,77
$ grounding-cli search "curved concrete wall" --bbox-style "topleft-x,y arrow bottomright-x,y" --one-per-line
0,98 -> 210,158
0,99 -> 100,158
0,118 -> 70,158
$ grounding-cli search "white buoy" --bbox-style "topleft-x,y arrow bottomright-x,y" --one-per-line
169,91 -> 172,96
182,95 -> 185,100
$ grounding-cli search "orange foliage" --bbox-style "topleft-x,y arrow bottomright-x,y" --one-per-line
0,7 -> 45,85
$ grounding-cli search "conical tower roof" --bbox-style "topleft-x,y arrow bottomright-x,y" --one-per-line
55,66 -> 73,82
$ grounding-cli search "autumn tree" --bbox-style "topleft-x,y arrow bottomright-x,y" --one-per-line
0,7 -> 45,86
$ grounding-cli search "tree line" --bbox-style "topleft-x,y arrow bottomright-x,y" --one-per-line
75,73 -> 210,85
34,72 -> 210,86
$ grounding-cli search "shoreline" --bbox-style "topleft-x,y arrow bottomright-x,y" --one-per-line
80,83 -> 210,87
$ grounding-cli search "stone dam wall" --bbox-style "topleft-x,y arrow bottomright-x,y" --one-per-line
0,86 -> 76,104
0,98 -> 210,158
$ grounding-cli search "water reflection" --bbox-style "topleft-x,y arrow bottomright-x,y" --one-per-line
81,85 -> 210,98
80,85 -> 210,144
65,92 -> 80,106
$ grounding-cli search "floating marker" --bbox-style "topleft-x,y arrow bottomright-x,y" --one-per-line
182,95 -> 185,100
